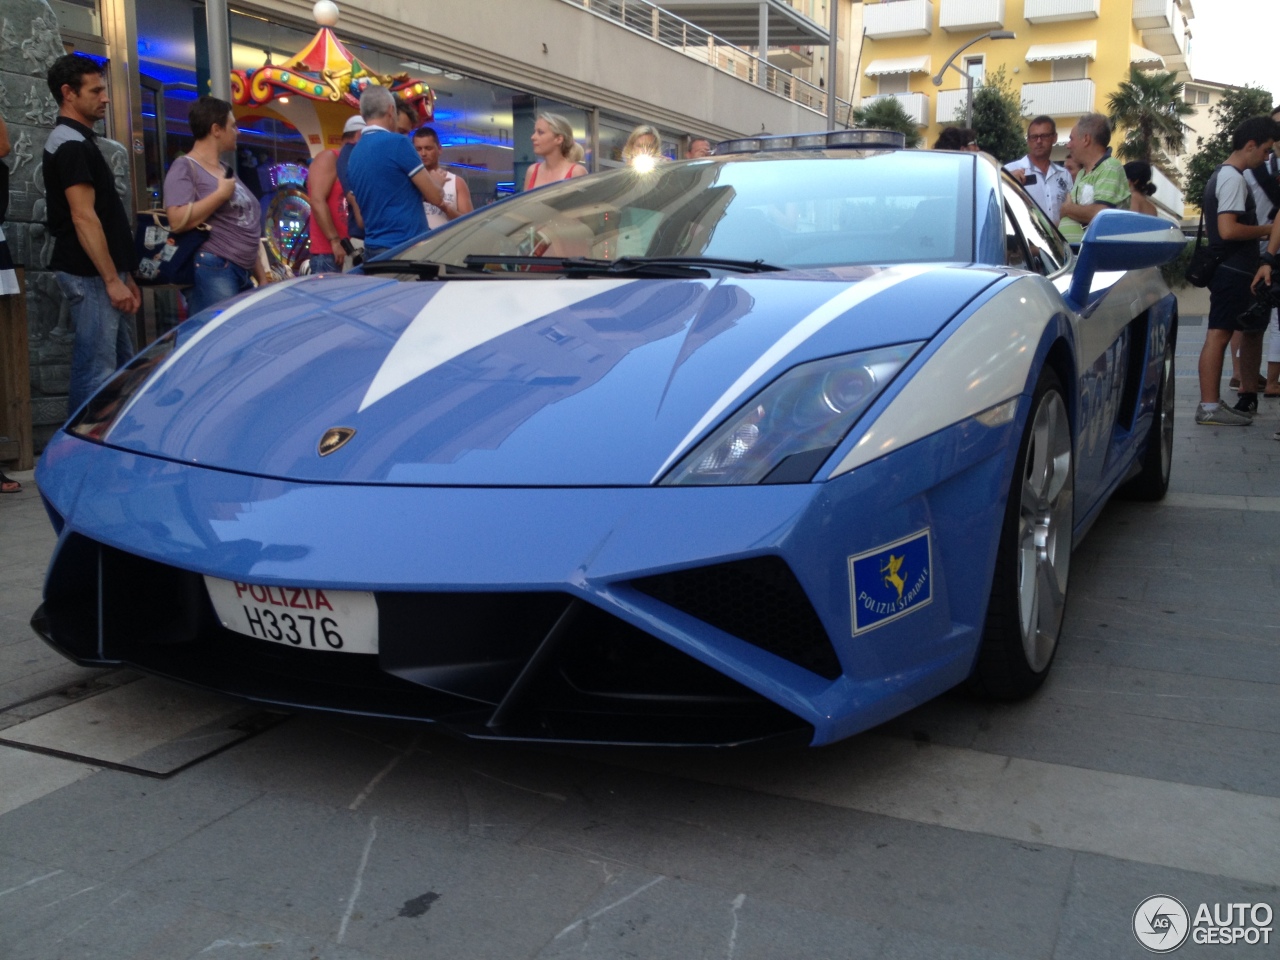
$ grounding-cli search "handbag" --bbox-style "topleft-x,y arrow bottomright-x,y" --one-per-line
135,203 -> 209,286
1184,210 -> 1221,289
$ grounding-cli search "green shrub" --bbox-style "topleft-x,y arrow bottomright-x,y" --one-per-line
1160,238 -> 1198,289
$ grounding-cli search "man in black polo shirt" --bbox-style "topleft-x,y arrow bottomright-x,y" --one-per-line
43,54 -> 140,414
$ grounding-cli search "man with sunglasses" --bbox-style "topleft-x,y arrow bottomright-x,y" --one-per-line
1004,116 -> 1072,226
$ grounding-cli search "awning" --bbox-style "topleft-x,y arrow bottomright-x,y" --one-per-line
865,55 -> 932,77
1130,43 -> 1166,68
1025,40 -> 1097,63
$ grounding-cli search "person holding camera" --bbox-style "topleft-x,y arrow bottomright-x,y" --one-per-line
1251,214 -> 1280,408
1005,116 -> 1072,226
1195,116 -> 1277,425
164,95 -> 269,316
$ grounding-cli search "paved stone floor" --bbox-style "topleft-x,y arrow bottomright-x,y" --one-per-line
0,314 -> 1277,959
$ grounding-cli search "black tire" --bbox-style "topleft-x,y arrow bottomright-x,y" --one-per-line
968,368 -> 1074,700
1117,337 -> 1174,502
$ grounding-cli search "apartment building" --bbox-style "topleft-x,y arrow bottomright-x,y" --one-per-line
857,0 -> 1192,143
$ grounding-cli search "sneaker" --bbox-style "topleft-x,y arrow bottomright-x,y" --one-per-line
1234,393 -> 1259,415
1196,404 -> 1252,426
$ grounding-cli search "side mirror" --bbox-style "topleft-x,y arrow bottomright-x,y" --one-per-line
1065,209 -> 1186,311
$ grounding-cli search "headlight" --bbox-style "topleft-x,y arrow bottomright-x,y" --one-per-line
661,344 -> 921,485
66,330 -> 177,442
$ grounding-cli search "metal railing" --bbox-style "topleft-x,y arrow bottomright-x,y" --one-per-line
561,0 -> 851,120
1020,78 -> 1096,117
863,92 -> 929,127
1022,0 -> 1100,22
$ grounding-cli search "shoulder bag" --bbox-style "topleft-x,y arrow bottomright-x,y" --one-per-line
1183,209 -> 1219,288
135,201 -> 210,286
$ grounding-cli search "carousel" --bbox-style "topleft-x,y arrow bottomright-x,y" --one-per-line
230,0 -> 435,271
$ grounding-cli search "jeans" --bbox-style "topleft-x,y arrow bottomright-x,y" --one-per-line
310,252 -> 340,274
57,271 -> 136,416
187,250 -> 254,317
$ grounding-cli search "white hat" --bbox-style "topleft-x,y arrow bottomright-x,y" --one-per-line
342,115 -> 366,135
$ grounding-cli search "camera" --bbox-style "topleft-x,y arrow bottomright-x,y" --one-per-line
1239,282 -> 1280,333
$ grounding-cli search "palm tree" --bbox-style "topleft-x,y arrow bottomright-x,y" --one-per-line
851,96 -> 923,149
1107,67 -> 1195,180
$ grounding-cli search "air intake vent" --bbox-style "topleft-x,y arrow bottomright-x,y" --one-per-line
631,557 -> 842,679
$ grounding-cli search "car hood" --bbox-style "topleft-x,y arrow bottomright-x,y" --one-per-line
102,268 -> 999,486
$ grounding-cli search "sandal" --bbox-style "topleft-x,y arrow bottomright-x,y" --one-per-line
0,471 -> 19,494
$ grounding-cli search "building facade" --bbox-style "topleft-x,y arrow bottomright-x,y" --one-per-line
857,0 -> 1193,150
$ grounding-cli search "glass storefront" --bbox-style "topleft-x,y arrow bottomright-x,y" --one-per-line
133,4 -> 683,219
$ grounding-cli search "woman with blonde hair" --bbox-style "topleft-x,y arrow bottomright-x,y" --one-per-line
525,113 -> 587,189
622,124 -> 664,165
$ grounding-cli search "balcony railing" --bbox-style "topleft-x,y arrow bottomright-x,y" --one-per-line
939,0 -> 1005,33
1021,78 -> 1095,117
863,0 -> 934,40
1022,0 -> 1099,23
1132,0 -> 1174,29
1138,10 -> 1188,61
563,0 -> 851,119
935,87 -> 973,125
1150,165 -> 1184,218
769,45 -> 814,70
863,92 -> 930,126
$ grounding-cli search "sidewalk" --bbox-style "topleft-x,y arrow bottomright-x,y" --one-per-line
0,473 -> 95,709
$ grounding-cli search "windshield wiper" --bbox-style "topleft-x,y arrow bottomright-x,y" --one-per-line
618,256 -> 786,274
359,259 -> 488,277
460,255 -> 785,278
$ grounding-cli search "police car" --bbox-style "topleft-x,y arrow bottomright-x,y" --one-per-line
32,131 -> 1184,746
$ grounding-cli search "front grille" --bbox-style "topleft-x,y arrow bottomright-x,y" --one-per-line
630,556 -> 842,679
34,535 -> 811,746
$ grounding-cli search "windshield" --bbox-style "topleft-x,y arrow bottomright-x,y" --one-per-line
396,151 -> 976,271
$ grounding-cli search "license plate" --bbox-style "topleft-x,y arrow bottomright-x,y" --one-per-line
204,577 -> 378,654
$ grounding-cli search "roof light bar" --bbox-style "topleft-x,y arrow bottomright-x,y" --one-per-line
716,129 -> 906,154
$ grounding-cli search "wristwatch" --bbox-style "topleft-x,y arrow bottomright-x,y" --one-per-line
1261,251 -> 1277,267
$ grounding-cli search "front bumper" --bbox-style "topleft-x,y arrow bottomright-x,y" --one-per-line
34,418 -> 1017,745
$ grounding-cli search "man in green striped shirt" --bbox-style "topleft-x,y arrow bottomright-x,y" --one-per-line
1058,113 -> 1130,243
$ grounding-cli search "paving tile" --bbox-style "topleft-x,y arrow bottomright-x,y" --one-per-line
120,797 -> 605,960
1052,851 -> 1280,960
523,766 -> 1076,959
0,766 -> 263,878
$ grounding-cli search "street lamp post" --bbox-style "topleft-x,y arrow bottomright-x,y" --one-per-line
931,30 -> 1016,129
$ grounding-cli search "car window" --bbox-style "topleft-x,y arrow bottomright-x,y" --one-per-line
402,152 -> 976,270
1000,179 -> 1069,275
1003,206 -> 1034,271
